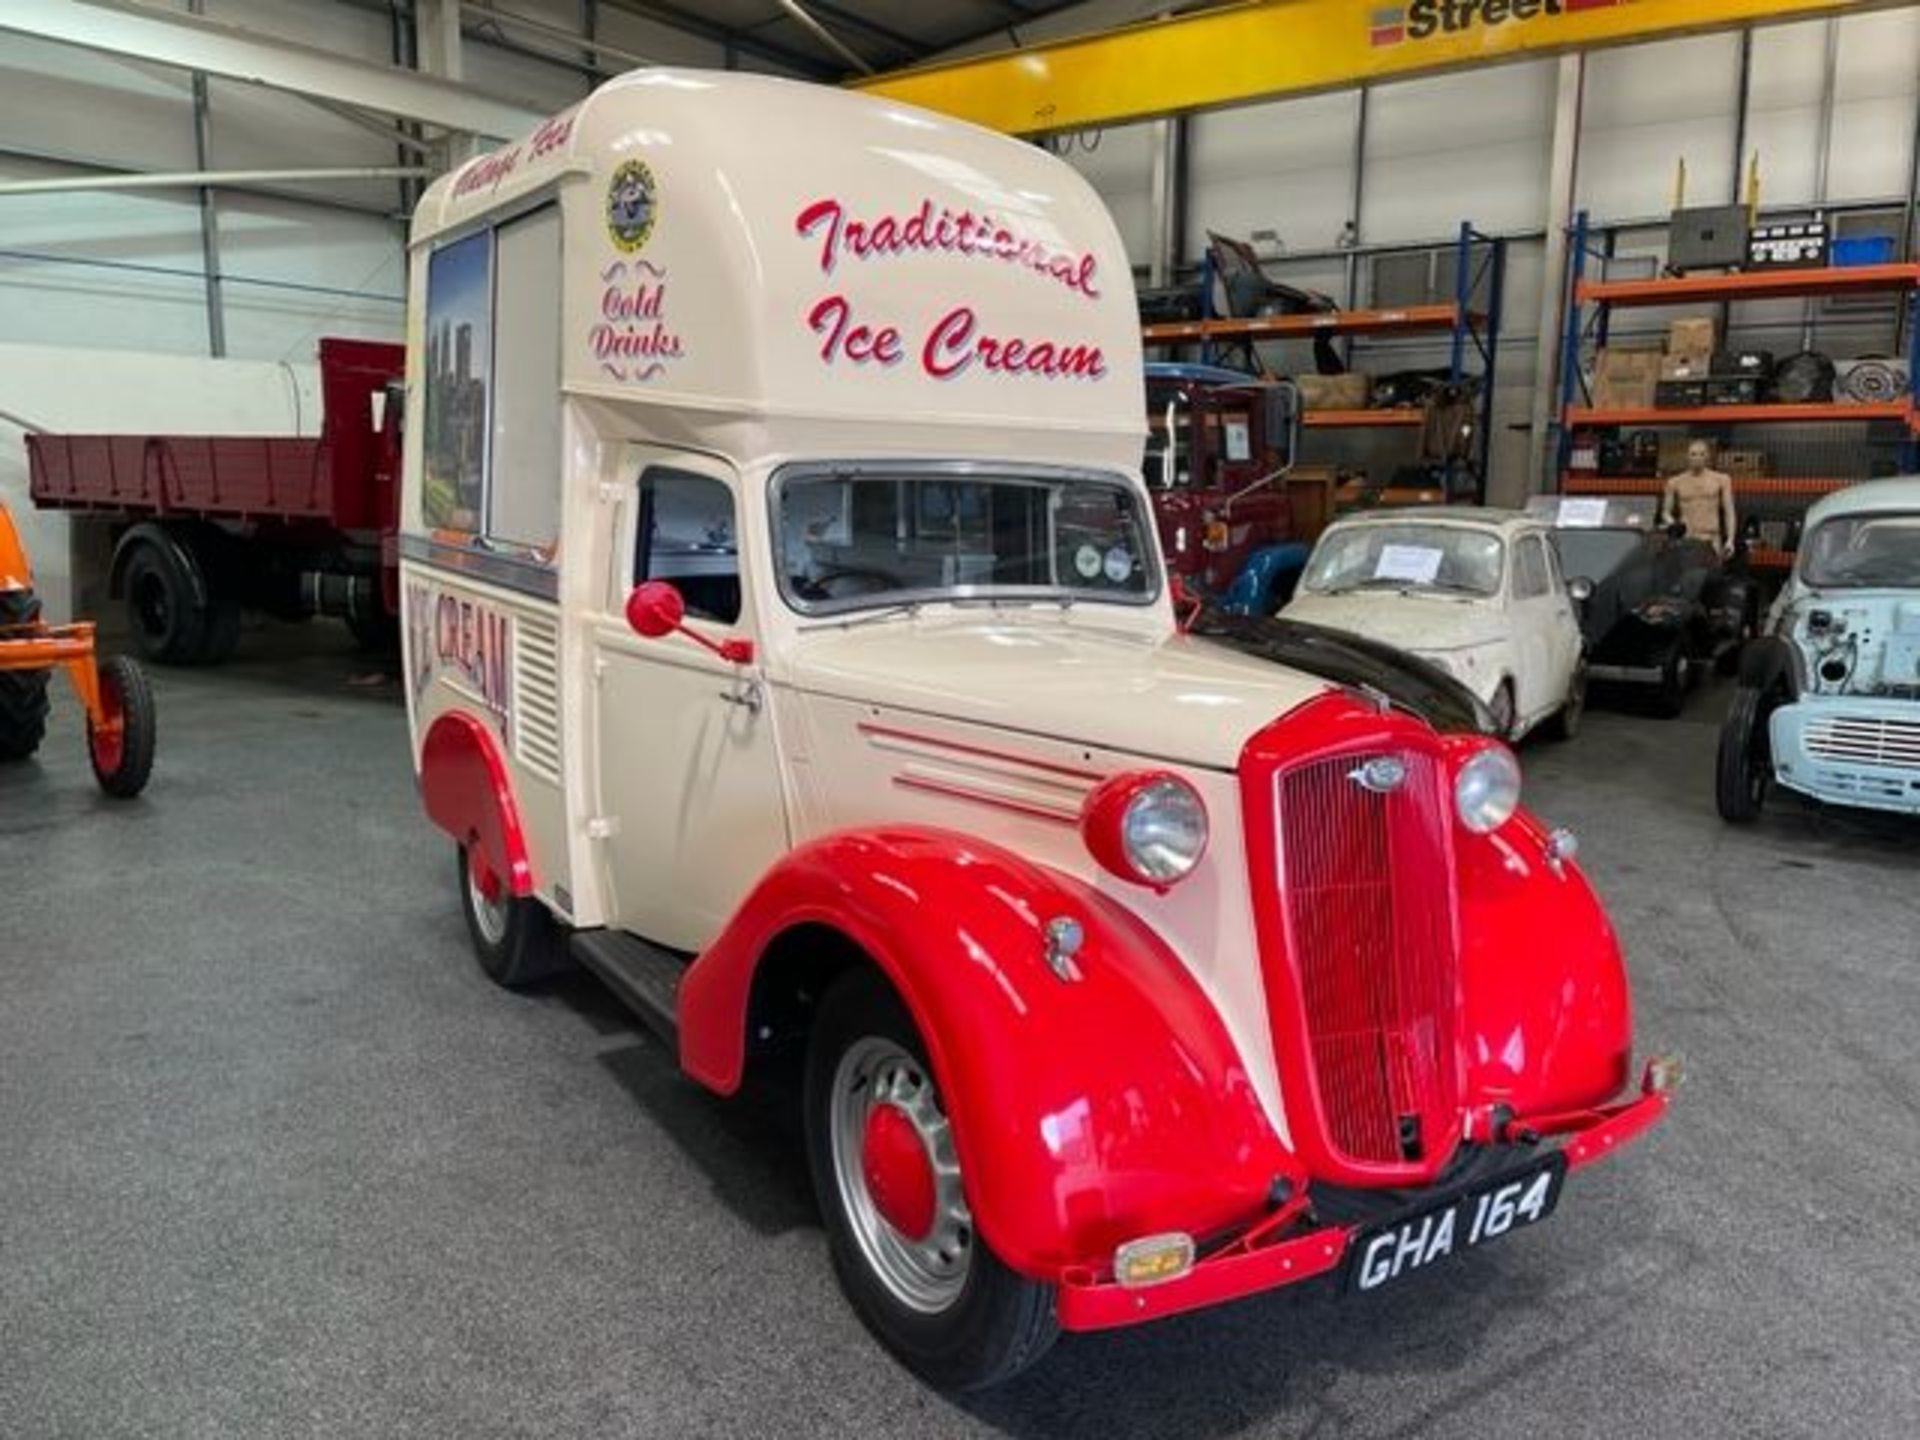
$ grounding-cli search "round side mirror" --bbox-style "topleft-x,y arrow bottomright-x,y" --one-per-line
625,579 -> 685,639
1567,576 -> 1594,604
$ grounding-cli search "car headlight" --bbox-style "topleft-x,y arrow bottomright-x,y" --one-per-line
1454,744 -> 1521,833
1082,771 -> 1210,888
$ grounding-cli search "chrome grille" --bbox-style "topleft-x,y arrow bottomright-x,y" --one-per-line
511,612 -> 562,784
1804,714 -> 1920,771
1276,751 -> 1457,1167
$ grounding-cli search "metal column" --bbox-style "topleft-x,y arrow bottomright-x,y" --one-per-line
1529,53 -> 1587,494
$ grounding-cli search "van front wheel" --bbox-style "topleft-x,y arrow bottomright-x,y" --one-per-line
805,968 -> 1058,1391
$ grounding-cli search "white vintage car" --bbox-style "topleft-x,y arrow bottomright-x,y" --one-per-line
1283,509 -> 1588,740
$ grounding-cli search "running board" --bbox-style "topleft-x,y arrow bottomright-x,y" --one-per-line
570,929 -> 686,1049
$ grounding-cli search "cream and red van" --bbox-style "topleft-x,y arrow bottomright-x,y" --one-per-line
400,70 -> 1673,1391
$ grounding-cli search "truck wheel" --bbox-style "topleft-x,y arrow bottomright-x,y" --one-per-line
455,844 -> 572,987
123,542 -> 208,665
1716,685 -> 1772,824
1651,643 -> 1690,719
805,968 -> 1058,1391
1543,663 -> 1586,742
346,610 -> 398,653
0,589 -> 51,761
88,655 -> 156,799
196,595 -> 242,665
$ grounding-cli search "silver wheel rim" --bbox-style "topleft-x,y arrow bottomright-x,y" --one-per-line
466,854 -> 509,947
829,1036 -> 972,1314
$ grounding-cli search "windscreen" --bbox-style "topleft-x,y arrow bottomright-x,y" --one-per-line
1800,513 -> 1920,589
776,470 -> 1157,612
1302,524 -> 1505,598
1550,529 -> 1642,584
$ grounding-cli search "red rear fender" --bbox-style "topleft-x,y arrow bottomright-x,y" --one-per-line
418,711 -> 533,897
678,827 -> 1297,1279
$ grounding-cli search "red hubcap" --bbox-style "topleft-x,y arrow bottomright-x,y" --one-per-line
90,674 -> 125,774
861,1102 -> 936,1241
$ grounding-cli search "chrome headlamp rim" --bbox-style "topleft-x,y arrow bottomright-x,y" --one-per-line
1454,743 -> 1522,834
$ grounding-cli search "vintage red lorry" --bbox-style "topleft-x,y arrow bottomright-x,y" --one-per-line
1145,361 -> 1307,613
26,337 -> 403,663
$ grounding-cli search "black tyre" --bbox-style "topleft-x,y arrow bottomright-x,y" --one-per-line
1651,642 -> 1690,719
455,844 -> 573,987
88,655 -> 156,799
196,595 -> 243,664
123,541 -> 208,665
1543,662 -> 1586,742
1716,685 -> 1772,824
1489,680 -> 1517,740
345,609 -> 398,653
0,588 -> 50,761
805,968 -> 1058,1391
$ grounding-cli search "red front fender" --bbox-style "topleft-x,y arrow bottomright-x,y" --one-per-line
678,827 -> 1297,1280
1455,811 -> 1634,1116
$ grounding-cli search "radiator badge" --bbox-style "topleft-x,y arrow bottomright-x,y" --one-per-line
1350,755 -> 1408,794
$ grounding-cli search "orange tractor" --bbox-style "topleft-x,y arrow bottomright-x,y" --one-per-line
0,501 -> 155,798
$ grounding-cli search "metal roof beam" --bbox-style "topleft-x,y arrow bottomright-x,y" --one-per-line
591,0 -> 841,77
857,0 -> 1914,137
0,0 -> 544,141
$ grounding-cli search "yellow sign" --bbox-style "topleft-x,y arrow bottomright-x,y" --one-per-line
855,0 -> 1894,136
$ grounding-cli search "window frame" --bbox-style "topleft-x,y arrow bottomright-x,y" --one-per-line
416,190 -> 564,568
767,459 -> 1163,619
631,464 -> 745,627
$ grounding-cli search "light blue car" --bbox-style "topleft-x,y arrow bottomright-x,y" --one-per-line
1717,477 -> 1920,821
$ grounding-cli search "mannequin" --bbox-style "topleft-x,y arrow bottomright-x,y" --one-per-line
1660,439 -> 1736,555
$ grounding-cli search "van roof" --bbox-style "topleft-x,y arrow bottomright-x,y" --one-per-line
410,70 -> 1145,463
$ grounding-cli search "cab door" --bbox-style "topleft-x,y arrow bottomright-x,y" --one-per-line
589,451 -> 788,952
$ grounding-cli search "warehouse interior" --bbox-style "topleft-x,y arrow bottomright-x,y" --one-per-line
3,2 -> 1918,1435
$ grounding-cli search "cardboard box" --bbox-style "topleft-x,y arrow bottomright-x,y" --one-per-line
1295,372 -> 1372,411
1591,347 -> 1662,410
1660,353 -> 1712,382
1654,437 -> 1772,480
1667,317 -> 1718,359
1657,434 -> 1694,475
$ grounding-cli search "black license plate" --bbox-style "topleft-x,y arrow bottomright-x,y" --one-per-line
1344,1154 -> 1567,1295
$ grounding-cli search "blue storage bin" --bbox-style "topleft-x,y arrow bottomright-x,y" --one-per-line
1831,235 -> 1896,267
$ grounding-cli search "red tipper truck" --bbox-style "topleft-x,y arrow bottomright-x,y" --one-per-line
26,337 -> 403,663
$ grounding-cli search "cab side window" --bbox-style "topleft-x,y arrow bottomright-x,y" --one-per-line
1514,536 -> 1552,600
635,469 -> 741,625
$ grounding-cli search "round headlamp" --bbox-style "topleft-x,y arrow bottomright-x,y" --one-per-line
1082,771 -> 1210,888
1454,744 -> 1522,834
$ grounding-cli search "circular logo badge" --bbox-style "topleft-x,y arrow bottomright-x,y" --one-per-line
606,159 -> 657,253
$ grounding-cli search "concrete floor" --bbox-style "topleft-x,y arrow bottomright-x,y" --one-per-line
2,630 -> 1917,1440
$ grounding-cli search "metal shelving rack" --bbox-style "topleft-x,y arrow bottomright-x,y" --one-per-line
1141,222 -> 1506,502
1556,209 -> 1920,565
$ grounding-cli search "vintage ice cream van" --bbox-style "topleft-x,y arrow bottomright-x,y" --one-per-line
400,70 -> 1673,1390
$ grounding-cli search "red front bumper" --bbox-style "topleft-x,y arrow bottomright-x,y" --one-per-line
1055,1084 -> 1671,1333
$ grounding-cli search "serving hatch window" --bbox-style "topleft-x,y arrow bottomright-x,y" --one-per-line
418,204 -> 563,565
774,470 -> 1157,612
